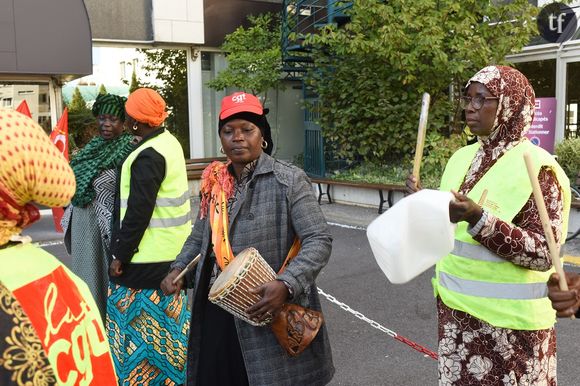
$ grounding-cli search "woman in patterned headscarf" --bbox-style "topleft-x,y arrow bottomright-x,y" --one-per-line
0,109 -> 117,385
408,66 -> 570,385
62,93 -> 136,321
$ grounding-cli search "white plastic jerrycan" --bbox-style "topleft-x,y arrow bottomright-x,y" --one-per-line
366,189 -> 456,284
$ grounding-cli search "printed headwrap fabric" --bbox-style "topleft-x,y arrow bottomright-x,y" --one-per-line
125,88 -> 168,127
91,93 -> 127,120
0,109 -> 76,245
462,65 -> 536,190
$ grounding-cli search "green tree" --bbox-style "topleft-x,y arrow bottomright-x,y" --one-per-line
129,69 -> 140,93
98,84 -> 107,95
207,13 -> 282,101
305,0 -> 538,165
66,87 -> 97,150
69,87 -> 88,111
138,48 -> 190,158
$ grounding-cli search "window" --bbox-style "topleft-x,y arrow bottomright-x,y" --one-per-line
514,60 -> 556,98
2,98 -> 12,107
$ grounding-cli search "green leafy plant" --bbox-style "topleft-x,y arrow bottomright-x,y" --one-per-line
207,13 -> 283,101
555,138 -> 580,182
66,87 -> 98,151
304,0 -> 538,164
420,132 -> 467,187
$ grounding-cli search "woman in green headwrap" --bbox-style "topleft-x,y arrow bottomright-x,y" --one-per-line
62,93 -> 136,321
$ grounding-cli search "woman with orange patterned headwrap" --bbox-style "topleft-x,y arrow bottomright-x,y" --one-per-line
107,88 -> 190,386
0,109 -> 117,385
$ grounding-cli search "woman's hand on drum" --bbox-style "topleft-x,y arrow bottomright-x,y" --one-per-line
405,174 -> 421,196
160,269 -> 185,297
246,280 -> 289,323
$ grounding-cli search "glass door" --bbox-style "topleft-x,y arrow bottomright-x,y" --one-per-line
565,61 -> 580,138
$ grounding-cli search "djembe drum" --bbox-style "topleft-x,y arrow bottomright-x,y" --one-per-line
208,247 -> 276,326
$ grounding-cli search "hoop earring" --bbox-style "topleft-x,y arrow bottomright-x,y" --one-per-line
220,146 -> 225,154
132,123 -> 139,131
261,140 -> 268,149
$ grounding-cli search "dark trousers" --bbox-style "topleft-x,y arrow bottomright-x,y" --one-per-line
197,300 -> 249,386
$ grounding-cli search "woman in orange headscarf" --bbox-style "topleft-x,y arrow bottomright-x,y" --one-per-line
0,109 -> 116,385
107,88 -> 191,386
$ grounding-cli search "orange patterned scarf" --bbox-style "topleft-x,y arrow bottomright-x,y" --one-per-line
200,160 -> 302,271
200,161 -> 235,269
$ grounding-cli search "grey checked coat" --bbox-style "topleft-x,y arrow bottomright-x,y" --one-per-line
172,153 -> 335,386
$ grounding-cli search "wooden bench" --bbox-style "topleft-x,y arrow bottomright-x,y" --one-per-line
310,177 -> 407,214
185,156 -> 228,180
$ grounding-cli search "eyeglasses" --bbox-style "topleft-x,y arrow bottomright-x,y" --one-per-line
459,96 -> 499,110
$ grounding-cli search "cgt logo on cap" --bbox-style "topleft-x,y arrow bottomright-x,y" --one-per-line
537,2 -> 578,43
232,93 -> 247,103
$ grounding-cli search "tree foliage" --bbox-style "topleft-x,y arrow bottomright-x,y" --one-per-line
66,87 -> 97,150
129,69 -> 140,93
98,84 -> 107,95
305,0 -> 538,164
138,48 -> 190,158
207,13 -> 282,100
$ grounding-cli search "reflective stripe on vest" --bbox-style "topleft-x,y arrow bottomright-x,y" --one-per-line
149,213 -> 191,228
438,271 -> 548,300
452,240 -> 504,263
119,130 -> 191,264
120,190 -> 190,210
434,140 -> 571,330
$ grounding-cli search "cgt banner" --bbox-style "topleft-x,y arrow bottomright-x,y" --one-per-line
1,244 -> 116,385
526,97 -> 557,154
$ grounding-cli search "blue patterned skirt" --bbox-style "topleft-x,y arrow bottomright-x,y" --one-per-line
107,283 -> 190,386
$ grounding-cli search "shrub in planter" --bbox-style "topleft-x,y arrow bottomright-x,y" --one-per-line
555,138 -> 580,182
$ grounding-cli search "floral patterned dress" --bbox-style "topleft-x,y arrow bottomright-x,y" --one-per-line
437,66 -> 566,386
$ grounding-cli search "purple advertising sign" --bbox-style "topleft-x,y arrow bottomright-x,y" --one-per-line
526,97 -> 557,154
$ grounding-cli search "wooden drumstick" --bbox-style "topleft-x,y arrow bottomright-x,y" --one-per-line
172,253 -> 201,284
523,153 -> 568,291
412,93 -> 431,187
477,189 -> 488,206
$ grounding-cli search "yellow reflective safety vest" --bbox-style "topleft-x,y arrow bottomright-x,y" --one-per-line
0,243 -> 117,384
119,130 -> 191,264
434,140 -> 571,330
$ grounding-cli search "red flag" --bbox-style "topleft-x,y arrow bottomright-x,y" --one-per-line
15,100 -> 32,117
50,108 -> 69,160
49,108 -> 70,232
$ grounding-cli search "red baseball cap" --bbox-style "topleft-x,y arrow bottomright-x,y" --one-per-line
219,92 -> 263,119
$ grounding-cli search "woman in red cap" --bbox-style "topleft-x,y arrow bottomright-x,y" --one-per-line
161,91 -> 334,385
107,88 -> 191,385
